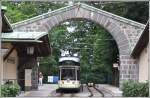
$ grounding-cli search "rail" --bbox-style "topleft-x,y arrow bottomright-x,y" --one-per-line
86,84 -> 93,97
86,84 -> 104,97
93,86 -> 104,97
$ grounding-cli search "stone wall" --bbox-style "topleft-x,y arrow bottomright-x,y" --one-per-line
119,55 -> 138,87
31,62 -> 38,90
138,44 -> 148,82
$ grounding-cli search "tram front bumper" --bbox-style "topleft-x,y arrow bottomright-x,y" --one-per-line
58,81 -> 80,89
59,84 -> 80,88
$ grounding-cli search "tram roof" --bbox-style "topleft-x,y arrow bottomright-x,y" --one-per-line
59,57 -> 80,63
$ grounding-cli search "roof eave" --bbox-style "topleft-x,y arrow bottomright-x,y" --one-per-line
2,39 -> 43,43
131,21 -> 149,57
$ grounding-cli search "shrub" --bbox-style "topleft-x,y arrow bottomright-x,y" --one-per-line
122,81 -> 149,97
1,83 -> 21,97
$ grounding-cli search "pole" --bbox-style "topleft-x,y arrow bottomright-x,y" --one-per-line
0,1 -> 2,83
0,2 -> 3,97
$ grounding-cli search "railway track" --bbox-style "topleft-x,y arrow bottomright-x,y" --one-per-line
87,85 -> 104,97
58,92 -> 76,97
51,84 -> 113,97
58,93 -> 64,97
56,89 -> 77,97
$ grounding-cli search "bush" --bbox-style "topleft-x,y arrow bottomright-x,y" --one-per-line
1,83 -> 21,97
122,81 -> 149,97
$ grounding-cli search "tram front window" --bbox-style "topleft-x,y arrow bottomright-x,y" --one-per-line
61,68 -> 76,80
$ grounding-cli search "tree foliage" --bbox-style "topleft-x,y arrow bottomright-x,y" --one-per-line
49,20 -> 119,84
86,1 -> 148,24
2,1 -> 66,23
122,81 -> 149,97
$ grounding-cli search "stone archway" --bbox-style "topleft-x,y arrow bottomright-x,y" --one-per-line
12,3 -> 145,87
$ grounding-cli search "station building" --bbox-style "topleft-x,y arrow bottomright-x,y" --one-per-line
1,7 -> 51,90
131,22 -> 149,82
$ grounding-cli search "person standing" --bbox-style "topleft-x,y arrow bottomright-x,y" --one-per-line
39,72 -> 43,86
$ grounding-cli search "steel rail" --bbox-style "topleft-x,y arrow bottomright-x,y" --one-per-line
59,92 -> 64,97
86,85 -> 93,97
93,86 -> 104,97
86,84 -> 105,97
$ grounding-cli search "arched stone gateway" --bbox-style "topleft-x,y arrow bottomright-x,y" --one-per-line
12,3 -> 145,87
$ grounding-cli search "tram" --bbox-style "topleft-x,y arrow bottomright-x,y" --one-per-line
58,56 -> 81,91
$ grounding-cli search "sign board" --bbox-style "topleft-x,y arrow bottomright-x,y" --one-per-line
7,57 -> 15,64
48,76 -> 53,83
53,76 -> 59,83
48,76 -> 59,83
113,63 -> 118,68
25,69 -> 32,86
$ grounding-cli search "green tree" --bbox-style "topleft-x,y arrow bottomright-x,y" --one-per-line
86,1 -> 148,24
2,1 -> 66,23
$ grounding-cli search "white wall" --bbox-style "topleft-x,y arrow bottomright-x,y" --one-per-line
2,43 -> 18,83
138,44 -> 148,82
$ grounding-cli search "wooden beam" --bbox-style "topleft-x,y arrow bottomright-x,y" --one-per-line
36,44 -> 42,56
4,45 -> 15,61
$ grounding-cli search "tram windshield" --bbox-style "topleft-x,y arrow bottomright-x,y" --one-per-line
61,68 -> 76,80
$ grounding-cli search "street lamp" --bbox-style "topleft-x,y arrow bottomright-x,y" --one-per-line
27,46 -> 34,55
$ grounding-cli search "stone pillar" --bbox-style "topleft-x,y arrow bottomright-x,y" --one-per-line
31,61 -> 38,90
18,57 -> 38,91
119,55 -> 138,88
25,69 -> 32,91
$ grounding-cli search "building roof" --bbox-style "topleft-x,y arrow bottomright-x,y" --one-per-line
1,6 -> 51,57
2,31 -> 51,57
131,22 -> 149,57
1,32 -> 48,43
